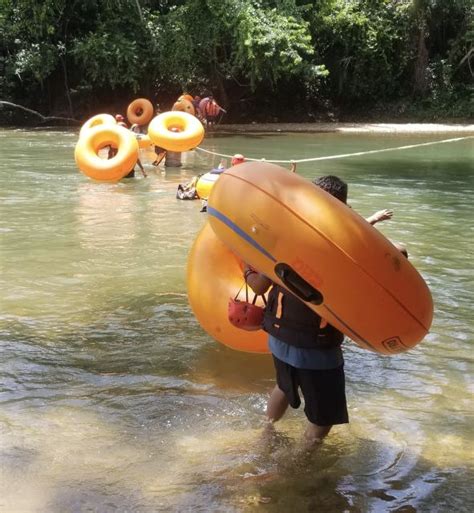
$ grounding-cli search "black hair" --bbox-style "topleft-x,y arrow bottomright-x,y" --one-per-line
312,175 -> 348,204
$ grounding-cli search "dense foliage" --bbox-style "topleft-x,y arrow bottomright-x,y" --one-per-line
0,0 -> 472,123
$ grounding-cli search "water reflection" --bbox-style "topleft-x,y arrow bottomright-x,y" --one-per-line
76,182 -> 140,250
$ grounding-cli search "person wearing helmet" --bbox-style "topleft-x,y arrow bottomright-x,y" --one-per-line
115,114 -> 128,128
199,154 -> 246,212
106,116 -> 146,178
106,115 -> 128,160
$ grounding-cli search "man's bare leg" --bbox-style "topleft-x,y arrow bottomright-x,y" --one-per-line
266,385 -> 289,422
304,423 -> 332,444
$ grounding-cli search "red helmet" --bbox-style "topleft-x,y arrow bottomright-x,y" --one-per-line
231,154 -> 245,166
228,298 -> 264,331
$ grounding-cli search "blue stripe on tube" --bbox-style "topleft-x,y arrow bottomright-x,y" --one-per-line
207,206 -> 277,263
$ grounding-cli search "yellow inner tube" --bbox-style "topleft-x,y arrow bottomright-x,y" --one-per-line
127,98 -> 154,126
79,113 -> 116,139
196,171 -> 220,199
148,111 -> 204,152
75,124 -> 139,182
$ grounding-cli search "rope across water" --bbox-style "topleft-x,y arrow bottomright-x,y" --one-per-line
195,135 -> 474,164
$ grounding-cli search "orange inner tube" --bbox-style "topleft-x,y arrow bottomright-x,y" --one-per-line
127,98 -> 154,126
187,222 -> 269,353
172,98 -> 195,116
179,94 -> 194,103
207,162 -> 433,355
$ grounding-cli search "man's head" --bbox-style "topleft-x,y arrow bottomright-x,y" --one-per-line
394,242 -> 408,259
313,175 -> 348,204
231,154 -> 245,166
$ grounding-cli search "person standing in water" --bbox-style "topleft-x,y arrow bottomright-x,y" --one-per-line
245,175 -> 403,444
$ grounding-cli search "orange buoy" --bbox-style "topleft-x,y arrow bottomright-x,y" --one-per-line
187,222 -> 269,354
74,124 -> 139,182
207,162 -> 433,355
126,98 -> 154,126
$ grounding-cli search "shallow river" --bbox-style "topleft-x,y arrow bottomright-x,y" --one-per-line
1,128 -> 473,512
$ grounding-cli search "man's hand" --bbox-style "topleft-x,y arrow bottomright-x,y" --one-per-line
367,209 -> 393,225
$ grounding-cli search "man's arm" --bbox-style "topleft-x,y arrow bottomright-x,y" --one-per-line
366,209 -> 393,226
244,266 -> 272,295
137,158 -> 147,177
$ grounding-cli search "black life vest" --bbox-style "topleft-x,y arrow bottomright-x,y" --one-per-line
263,285 -> 344,349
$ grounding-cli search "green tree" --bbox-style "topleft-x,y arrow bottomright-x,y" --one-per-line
147,0 -> 319,105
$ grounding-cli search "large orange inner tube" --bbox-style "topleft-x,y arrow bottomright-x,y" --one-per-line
127,98 -> 154,126
75,124 -> 139,182
148,111 -> 204,152
207,161 -> 433,355
187,222 -> 269,354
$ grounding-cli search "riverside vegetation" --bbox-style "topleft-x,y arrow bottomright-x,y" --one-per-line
0,0 -> 472,125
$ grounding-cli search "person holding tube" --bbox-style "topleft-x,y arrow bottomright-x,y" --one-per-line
245,175 -> 403,445
199,154 -> 246,212
245,175 -> 349,445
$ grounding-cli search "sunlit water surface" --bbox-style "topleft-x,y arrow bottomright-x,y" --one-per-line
1,128 -> 473,512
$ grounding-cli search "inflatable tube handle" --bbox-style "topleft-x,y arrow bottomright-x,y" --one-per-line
274,263 -> 324,305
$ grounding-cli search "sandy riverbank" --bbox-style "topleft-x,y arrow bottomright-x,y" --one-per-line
216,122 -> 474,134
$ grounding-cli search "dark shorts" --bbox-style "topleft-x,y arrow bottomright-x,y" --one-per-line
273,356 -> 349,426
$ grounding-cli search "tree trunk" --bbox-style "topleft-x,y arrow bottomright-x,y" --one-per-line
61,55 -> 74,118
413,22 -> 429,94
0,101 -> 79,125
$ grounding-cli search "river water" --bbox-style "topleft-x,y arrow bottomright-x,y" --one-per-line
1,128 -> 473,513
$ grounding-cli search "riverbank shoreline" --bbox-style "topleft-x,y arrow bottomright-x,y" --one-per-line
215,122 -> 474,134
1,121 -> 472,135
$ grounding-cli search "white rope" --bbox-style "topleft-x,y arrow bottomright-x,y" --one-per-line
195,135 -> 474,164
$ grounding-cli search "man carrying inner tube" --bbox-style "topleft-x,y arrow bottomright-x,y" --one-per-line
245,176 -> 349,445
245,175 -> 405,445
106,118 -> 147,179
199,154 -> 245,212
